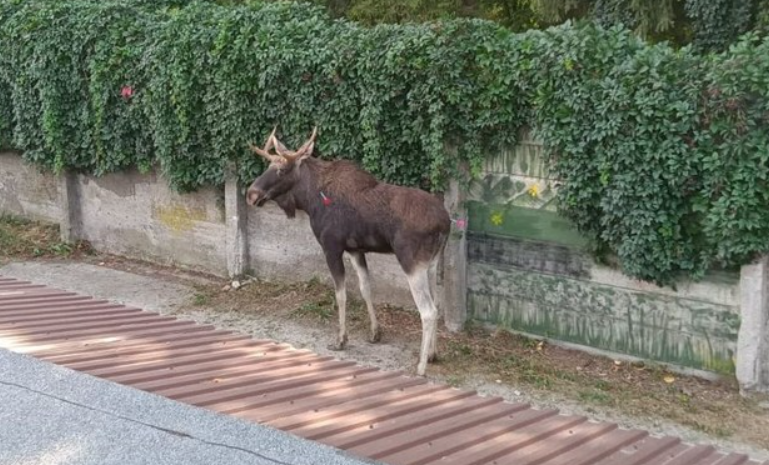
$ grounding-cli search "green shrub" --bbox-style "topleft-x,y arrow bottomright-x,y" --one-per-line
531,26 -> 711,283
2,0 -> 769,286
697,33 -> 769,269
0,0 -> 525,191
532,27 -> 769,284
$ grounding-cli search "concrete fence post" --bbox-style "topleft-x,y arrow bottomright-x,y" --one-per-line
736,255 -> 769,395
58,169 -> 80,243
224,162 -> 248,279
439,179 -> 468,332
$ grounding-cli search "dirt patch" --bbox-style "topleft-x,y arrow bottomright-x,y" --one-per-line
436,327 -> 769,445
2,215 -> 768,459
0,214 -> 91,265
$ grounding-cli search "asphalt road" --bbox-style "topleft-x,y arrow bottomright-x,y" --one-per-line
0,348 -> 381,465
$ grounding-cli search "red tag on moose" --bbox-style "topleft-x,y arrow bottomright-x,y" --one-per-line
321,192 -> 332,206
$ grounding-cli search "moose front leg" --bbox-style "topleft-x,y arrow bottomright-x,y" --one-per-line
325,250 -> 348,351
349,252 -> 381,343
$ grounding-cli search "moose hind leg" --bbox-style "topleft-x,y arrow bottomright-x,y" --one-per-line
349,252 -> 381,343
325,250 -> 348,351
406,265 -> 438,376
428,257 -> 440,360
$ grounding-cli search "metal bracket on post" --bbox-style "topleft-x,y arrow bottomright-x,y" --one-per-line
224,162 -> 249,279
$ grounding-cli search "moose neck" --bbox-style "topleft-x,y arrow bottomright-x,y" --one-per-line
287,158 -> 326,219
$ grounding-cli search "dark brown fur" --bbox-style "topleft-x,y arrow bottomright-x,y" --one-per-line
246,132 -> 450,375
249,157 -> 450,274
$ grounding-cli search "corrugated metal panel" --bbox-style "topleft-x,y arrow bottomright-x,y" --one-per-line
0,275 -> 761,465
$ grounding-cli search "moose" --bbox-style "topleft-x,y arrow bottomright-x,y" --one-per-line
246,126 -> 451,376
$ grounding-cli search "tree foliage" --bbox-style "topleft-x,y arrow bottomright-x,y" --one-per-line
3,0 -> 769,286
278,0 -> 536,29
284,0 -> 765,50
685,0 -> 756,50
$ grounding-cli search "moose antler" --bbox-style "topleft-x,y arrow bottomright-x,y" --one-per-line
270,133 -> 290,157
296,125 -> 318,156
249,126 -> 281,163
275,126 -> 318,163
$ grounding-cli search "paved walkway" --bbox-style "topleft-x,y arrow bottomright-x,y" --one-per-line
0,274 -> 765,465
0,349 -> 379,465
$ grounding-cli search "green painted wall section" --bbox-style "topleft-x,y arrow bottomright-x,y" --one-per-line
467,201 -> 587,249
468,173 -> 558,212
482,133 -> 550,179
465,137 -> 741,375
468,263 -> 739,375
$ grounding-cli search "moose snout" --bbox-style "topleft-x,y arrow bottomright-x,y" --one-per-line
246,188 -> 266,207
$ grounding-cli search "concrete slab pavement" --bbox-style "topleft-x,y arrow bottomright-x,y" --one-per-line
0,349 -> 381,465
0,261 -> 193,315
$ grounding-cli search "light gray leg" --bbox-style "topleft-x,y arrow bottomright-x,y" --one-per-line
349,252 -> 381,343
331,279 -> 348,350
325,251 -> 348,351
407,265 -> 438,376
428,256 -> 440,358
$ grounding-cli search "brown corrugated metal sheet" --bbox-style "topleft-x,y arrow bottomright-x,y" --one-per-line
0,275 -> 762,465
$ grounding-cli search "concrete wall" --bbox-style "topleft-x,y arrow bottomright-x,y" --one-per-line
0,152 -> 60,222
465,132 -> 743,376
74,169 -> 228,275
0,152 -> 414,307
3,148 -> 769,390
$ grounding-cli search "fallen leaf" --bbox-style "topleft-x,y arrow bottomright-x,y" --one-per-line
664,375 -> 676,384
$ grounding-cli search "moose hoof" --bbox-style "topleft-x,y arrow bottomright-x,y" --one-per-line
368,327 -> 382,344
328,335 -> 348,351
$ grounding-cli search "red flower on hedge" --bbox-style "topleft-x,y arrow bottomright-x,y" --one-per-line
121,85 -> 134,100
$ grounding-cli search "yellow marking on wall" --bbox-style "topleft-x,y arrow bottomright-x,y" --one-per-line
153,204 -> 207,235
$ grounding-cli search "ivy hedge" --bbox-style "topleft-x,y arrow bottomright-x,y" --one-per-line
1,0 -> 769,286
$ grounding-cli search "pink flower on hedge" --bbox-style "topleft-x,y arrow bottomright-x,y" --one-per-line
121,85 -> 134,100
454,218 -> 466,230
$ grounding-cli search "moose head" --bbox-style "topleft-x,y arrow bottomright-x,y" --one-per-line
245,126 -> 317,209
